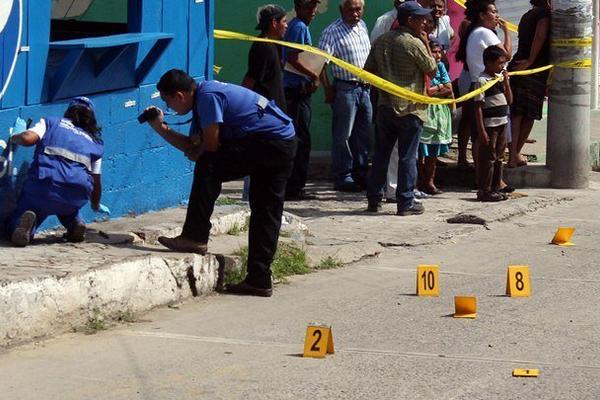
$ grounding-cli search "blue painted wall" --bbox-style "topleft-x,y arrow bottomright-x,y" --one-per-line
0,0 -> 214,232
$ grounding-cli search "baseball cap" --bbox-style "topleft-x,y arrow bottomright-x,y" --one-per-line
69,96 -> 96,115
255,4 -> 287,31
397,1 -> 432,17
294,0 -> 320,7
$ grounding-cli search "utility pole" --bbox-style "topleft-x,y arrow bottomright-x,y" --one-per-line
592,0 -> 599,110
547,0 -> 593,189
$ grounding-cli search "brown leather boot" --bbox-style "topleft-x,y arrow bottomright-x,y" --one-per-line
157,235 -> 208,255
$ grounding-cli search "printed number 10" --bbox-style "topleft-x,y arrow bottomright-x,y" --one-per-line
421,271 -> 435,290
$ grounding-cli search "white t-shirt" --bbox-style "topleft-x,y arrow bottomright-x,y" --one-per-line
466,26 -> 501,82
29,118 -> 103,174
370,8 -> 396,43
432,15 -> 454,51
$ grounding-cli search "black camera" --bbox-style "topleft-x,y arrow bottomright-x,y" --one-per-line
137,107 -> 160,124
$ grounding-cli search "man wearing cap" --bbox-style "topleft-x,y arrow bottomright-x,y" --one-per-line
5,97 -> 104,246
242,4 -> 288,111
145,69 -> 296,297
365,1 -> 437,216
318,0 -> 372,193
282,0 -> 321,201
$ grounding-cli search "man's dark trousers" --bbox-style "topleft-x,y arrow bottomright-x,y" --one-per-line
284,85 -> 312,197
367,108 -> 422,211
182,137 -> 297,289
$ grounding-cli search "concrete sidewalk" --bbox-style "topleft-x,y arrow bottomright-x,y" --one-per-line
1,177 -> 590,348
523,109 -> 600,167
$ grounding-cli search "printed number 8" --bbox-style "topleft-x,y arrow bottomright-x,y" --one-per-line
515,272 -> 524,291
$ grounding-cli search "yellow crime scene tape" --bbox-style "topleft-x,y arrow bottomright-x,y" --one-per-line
214,30 -> 591,105
551,37 -> 594,47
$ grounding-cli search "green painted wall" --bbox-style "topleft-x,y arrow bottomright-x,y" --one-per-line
215,0 -> 393,151
77,0 -> 128,23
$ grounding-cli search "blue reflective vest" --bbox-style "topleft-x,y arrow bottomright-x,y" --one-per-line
28,117 -> 104,197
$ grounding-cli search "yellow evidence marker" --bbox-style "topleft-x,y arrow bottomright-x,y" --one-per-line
303,324 -> 334,358
512,368 -> 540,377
416,265 -> 439,296
551,227 -> 575,246
454,296 -> 477,319
506,266 -> 531,297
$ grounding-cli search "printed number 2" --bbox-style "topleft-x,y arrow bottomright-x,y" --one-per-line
310,329 -> 322,352
421,271 -> 435,290
515,272 -> 524,291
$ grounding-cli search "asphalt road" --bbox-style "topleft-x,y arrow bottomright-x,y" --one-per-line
1,185 -> 600,399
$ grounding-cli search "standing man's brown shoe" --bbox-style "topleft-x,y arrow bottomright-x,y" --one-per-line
157,235 -> 207,254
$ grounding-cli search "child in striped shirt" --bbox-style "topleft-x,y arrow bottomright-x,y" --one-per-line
473,45 -> 513,202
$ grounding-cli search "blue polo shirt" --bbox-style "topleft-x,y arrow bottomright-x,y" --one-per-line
282,17 -> 312,88
193,81 -> 295,141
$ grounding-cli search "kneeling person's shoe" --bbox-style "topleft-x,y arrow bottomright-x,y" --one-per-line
226,280 -> 273,297
66,221 -> 86,243
397,202 -> 425,216
158,235 -> 208,255
11,211 -> 37,247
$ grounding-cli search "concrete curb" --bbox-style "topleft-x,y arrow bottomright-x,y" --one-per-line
0,207 -> 260,348
0,253 -> 220,348
1,205 -> 309,348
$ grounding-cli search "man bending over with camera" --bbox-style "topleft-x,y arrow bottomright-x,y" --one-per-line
143,69 -> 296,297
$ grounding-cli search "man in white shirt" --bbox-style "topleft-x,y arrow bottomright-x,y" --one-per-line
370,0 -> 404,43
320,0 -> 372,191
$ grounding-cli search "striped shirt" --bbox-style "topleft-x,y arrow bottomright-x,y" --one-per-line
318,19 -> 371,81
474,72 -> 509,128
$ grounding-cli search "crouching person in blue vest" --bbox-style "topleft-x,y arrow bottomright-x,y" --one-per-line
145,69 -> 296,297
6,97 -> 104,247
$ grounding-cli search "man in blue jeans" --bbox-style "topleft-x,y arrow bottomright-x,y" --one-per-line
319,0 -> 372,192
364,1 -> 437,215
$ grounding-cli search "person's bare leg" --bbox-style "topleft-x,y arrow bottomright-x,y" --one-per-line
458,117 -> 471,166
509,114 -> 523,167
472,139 -> 479,175
516,117 -> 535,156
423,156 -> 439,194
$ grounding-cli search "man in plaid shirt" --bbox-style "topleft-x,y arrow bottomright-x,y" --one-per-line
365,1 -> 437,216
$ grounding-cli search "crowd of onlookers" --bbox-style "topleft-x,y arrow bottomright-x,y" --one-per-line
243,0 -> 552,215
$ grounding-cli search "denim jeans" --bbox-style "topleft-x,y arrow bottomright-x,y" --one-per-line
367,108 -> 423,211
331,81 -> 373,186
